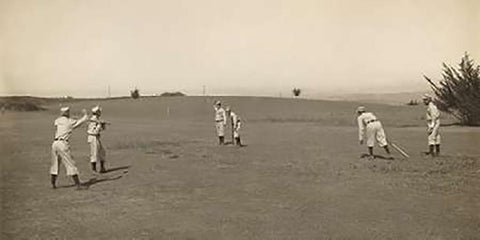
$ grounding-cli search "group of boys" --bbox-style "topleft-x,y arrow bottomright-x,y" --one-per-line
50,106 -> 107,190
213,100 -> 243,146
50,94 -> 441,189
356,94 -> 441,159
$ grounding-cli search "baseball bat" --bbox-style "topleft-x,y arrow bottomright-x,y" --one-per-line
88,120 -> 111,125
390,142 -> 410,158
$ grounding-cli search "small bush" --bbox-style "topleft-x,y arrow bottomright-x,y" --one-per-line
130,88 -> 140,99
406,99 -> 419,106
292,88 -> 301,97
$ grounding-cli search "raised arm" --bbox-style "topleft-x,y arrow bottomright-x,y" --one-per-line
72,109 -> 88,129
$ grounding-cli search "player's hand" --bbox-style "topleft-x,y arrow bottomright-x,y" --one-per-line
81,109 -> 87,115
359,140 -> 364,145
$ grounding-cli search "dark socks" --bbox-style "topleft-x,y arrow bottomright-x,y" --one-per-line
51,174 -> 57,189
368,147 -> 374,156
384,145 -> 391,155
429,145 -> 435,156
91,162 -> 97,172
435,145 -> 440,156
72,174 -> 81,186
100,162 -> 106,173
72,174 -> 86,190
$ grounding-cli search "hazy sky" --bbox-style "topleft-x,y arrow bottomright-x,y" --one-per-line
1,0 -> 479,97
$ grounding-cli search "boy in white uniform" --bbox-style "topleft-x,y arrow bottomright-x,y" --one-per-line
50,107 -> 88,190
422,94 -> 441,156
226,106 -> 239,144
213,101 -> 227,145
87,106 -> 107,173
233,116 -> 242,146
356,106 -> 392,159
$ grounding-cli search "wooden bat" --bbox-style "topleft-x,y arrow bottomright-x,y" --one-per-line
88,120 -> 111,125
390,142 -> 410,158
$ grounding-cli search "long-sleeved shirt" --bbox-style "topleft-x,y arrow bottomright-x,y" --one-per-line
230,111 -> 239,128
426,102 -> 440,128
357,112 -> 378,141
87,115 -> 103,136
214,107 -> 227,124
54,114 -> 88,141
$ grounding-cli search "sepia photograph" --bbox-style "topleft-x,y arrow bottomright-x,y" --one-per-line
1,0 -> 479,239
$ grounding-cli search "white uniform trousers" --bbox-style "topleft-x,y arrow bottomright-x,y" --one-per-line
215,121 -> 225,137
88,135 -> 106,163
428,120 -> 441,145
366,121 -> 388,147
50,140 -> 79,176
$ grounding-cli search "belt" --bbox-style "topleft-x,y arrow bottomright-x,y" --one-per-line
215,120 -> 224,122
366,119 -> 378,124
54,138 -> 67,141
88,134 -> 100,136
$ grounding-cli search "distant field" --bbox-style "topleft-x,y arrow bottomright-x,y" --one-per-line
1,96 -> 479,239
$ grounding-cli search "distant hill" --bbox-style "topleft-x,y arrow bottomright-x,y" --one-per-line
0,96 -> 50,111
159,92 -> 186,97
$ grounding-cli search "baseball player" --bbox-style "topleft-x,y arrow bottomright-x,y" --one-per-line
50,106 -> 88,190
226,106 -> 243,146
422,94 -> 441,156
225,106 -> 237,144
213,101 -> 227,145
356,106 -> 392,159
233,116 -> 242,147
87,106 -> 107,173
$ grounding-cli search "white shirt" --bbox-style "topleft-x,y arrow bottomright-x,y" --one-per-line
54,115 -> 88,141
426,102 -> 440,128
357,112 -> 378,141
87,115 -> 103,136
214,107 -> 227,124
230,111 -> 239,128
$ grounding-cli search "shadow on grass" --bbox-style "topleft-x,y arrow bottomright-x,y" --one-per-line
222,141 -> 247,148
56,165 -> 130,189
398,122 -> 461,128
104,165 -> 130,174
440,122 -> 462,127
360,153 -> 395,160
82,175 -> 123,188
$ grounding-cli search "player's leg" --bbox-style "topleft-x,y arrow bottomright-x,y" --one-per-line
89,138 -> 97,172
427,133 -> 436,157
50,143 -> 60,189
99,140 -> 107,173
216,123 -> 223,145
217,123 -> 225,145
58,142 -> 85,190
376,123 -> 391,157
433,125 -> 441,156
366,125 -> 375,158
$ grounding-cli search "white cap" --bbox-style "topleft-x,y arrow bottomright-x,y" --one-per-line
225,106 -> 231,111
60,106 -> 70,113
91,105 -> 102,113
215,100 -> 221,106
356,106 -> 366,113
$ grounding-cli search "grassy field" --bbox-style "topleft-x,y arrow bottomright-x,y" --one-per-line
1,96 -> 480,239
